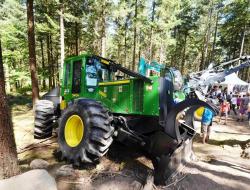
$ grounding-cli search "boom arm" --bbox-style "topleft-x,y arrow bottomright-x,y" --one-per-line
203,59 -> 250,85
188,56 -> 250,93
112,63 -> 153,83
94,55 -> 153,83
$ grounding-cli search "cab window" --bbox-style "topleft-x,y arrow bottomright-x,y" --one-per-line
86,64 -> 98,87
64,63 -> 70,88
86,57 -> 112,87
72,60 -> 82,93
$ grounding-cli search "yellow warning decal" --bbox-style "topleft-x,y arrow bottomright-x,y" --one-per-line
99,90 -> 107,98
101,59 -> 110,65
99,80 -> 130,86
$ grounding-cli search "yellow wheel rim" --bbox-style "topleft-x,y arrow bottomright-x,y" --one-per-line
64,115 -> 84,147
194,107 -> 204,120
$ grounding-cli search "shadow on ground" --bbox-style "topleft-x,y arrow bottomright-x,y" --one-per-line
8,94 -> 31,107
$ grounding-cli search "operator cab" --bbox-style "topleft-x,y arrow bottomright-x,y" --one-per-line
62,55 -> 127,100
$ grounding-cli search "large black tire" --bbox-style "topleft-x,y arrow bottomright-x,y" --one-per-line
34,100 -> 56,139
58,99 -> 114,165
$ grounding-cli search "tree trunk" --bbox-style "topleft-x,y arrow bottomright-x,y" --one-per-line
239,25 -> 246,59
132,0 -> 138,71
101,36 -> 106,57
40,39 -> 46,89
0,38 -> 20,179
138,30 -> 142,66
60,0 -> 65,71
75,22 -> 79,55
117,43 -> 121,64
210,11 -> 219,62
50,36 -> 55,88
200,2 -> 213,70
4,63 -> 11,93
159,32 -> 164,64
172,28 -> 179,67
27,0 -> 39,106
47,35 -> 52,89
203,6 -> 213,69
200,37 -> 205,71
56,51 -> 59,85
100,3 -> 106,58
124,20 -> 128,68
149,1 -> 156,63
181,34 -> 188,73
236,24 -> 246,75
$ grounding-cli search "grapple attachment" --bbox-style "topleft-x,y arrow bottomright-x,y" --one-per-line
150,98 -> 216,185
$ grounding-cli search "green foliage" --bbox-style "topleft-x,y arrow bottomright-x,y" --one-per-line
0,0 -> 249,92
219,0 -> 250,58
0,0 -> 29,92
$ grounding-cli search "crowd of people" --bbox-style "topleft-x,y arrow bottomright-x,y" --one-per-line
200,85 -> 250,144
208,85 -> 250,125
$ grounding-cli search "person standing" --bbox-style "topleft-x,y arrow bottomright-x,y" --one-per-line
219,99 -> 230,125
237,95 -> 241,109
201,108 -> 214,144
231,94 -> 238,116
217,85 -> 222,95
226,91 -> 232,105
223,87 -> 228,100
211,86 -> 218,98
217,93 -> 223,104
245,93 -> 250,126
238,94 -> 249,122
247,101 -> 250,127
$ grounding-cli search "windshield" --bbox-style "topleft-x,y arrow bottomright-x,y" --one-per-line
86,57 -> 112,87
86,64 -> 98,87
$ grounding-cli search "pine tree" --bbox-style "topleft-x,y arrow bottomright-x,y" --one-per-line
27,0 -> 39,105
0,38 -> 20,179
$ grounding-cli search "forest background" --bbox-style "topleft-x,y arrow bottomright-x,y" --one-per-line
0,0 -> 249,94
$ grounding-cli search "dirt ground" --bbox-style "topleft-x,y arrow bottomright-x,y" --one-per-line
12,103 -> 250,190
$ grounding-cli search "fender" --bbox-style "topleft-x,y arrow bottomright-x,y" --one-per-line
164,98 -> 216,143
184,105 -> 201,128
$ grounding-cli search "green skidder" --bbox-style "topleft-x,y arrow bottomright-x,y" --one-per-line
34,54 -> 215,184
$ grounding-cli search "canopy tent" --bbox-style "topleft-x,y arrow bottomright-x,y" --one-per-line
219,73 -> 249,93
220,72 -> 249,85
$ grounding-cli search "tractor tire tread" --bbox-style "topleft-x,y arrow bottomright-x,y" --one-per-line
34,100 -> 55,139
34,124 -> 55,133
34,130 -> 52,139
35,117 -> 54,125
58,99 -> 113,165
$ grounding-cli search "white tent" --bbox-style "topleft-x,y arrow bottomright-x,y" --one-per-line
220,73 -> 249,93
220,72 -> 249,85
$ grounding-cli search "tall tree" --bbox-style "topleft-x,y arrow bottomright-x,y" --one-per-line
149,0 -> 156,62
132,0 -> 138,71
210,9 -> 219,63
40,39 -> 46,89
100,1 -> 107,57
202,1 -> 213,70
27,0 -> 39,105
60,0 -> 65,69
0,38 -> 19,179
